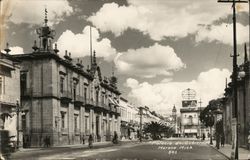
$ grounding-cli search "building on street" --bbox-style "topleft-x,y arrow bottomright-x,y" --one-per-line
12,13 -> 121,147
0,49 -> 21,144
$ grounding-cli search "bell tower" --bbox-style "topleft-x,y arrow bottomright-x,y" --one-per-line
172,105 -> 177,122
35,8 -> 56,52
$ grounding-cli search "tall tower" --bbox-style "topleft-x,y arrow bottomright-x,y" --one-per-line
35,8 -> 56,51
172,105 -> 177,122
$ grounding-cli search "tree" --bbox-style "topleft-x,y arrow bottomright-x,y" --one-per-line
143,121 -> 174,140
200,98 -> 223,127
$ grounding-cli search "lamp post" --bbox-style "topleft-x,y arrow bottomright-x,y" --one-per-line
16,100 -> 20,149
205,110 -> 214,145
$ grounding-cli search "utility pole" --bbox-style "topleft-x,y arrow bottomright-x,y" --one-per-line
198,98 -> 202,139
139,107 -> 143,142
217,1 -> 248,159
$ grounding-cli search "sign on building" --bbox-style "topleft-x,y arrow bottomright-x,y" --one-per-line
182,100 -> 197,108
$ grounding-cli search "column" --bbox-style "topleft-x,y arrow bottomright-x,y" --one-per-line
89,109 -> 93,135
112,114 -> 115,135
80,105 -> 85,140
106,113 -> 110,140
117,116 -> 121,138
99,112 -> 103,141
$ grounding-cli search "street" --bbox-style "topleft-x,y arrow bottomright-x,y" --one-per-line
10,138 -> 228,160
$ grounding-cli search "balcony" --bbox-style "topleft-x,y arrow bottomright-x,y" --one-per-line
85,98 -> 94,108
74,95 -> 84,106
60,91 -> 72,103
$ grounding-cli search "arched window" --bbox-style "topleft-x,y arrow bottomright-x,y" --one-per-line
188,115 -> 193,125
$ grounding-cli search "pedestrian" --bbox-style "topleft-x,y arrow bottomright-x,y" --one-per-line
44,136 -> 48,147
221,134 -> 225,147
112,131 -> 118,144
82,134 -> 85,145
88,134 -> 93,148
202,133 -> 206,141
248,131 -> 250,150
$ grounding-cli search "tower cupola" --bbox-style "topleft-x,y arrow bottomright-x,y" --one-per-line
35,8 -> 56,52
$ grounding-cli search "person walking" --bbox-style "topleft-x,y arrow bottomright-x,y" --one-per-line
247,131 -> 250,150
112,131 -> 118,144
221,134 -> 225,147
202,133 -> 206,141
88,134 -> 93,148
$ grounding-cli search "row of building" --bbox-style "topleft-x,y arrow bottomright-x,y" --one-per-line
0,14 -> 163,148
221,44 -> 250,148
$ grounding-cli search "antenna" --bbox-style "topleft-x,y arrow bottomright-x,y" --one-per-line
198,98 -> 202,107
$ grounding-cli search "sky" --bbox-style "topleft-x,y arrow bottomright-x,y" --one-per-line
1,0 -> 249,115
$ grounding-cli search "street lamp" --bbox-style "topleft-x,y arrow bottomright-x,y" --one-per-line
15,99 -> 28,149
16,100 -> 21,149
205,110 -> 214,145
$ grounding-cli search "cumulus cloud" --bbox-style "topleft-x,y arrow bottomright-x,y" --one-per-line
1,46 -> 24,55
114,43 -> 185,78
88,0 -> 247,40
55,26 -> 116,61
196,23 -> 249,45
125,68 -> 231,115
7,0 -> 73,25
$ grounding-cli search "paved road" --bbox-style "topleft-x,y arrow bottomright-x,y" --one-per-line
11,139 -> 229,160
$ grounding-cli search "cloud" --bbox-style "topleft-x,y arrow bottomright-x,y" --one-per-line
88,1 -> 247,40
1,46 -> 24,55
7,0 -> 73,25
55,26 -> 116,61
125,68 -> 231,114
196,23 -> 249,45
114,43 -> 185,78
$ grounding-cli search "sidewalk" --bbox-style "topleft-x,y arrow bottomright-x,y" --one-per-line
206,140 -> 250,160
10,140 -> 137,159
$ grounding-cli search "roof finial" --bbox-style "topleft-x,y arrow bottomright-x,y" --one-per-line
44,6 -> 48,26
32,40 -> 39,52
4,42 -> 11,54
54,43 -> 59,54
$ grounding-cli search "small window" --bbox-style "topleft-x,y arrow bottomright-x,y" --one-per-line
61,112 -> 65,128
60,77 -> 64,93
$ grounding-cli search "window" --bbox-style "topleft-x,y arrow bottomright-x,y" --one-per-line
61,112 -> 65,128
85,116 -> 89,134
21,114 -> 26,131
101,94 -> 105,105
74,114 -> 79,131
0,77 -> 2,95
60,77 -> 64,93
84,87 -> 87,101
73,83 -> 77,101
188,115 -> 193,125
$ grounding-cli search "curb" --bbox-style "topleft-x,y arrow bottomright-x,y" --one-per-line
207,143 -> 230,160
10,141 -> 138,159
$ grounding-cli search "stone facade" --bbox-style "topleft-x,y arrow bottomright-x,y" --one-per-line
0,51 -> 21,143
119,97 -> 139,140
13,16 -> 121,147
222,47 -> 250,147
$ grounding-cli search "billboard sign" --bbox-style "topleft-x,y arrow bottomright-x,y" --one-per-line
182,100 -> 197,107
